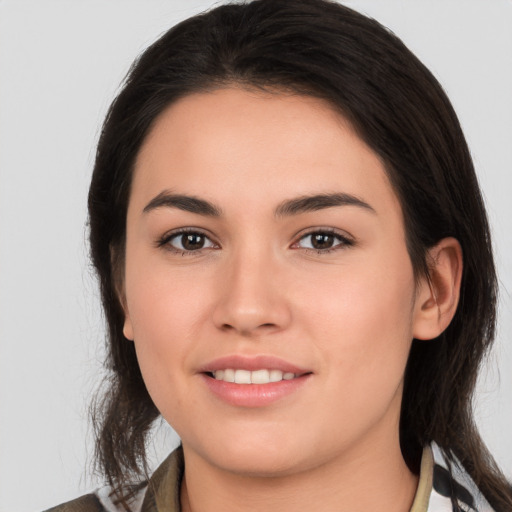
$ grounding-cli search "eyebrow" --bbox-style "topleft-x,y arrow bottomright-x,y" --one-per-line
142,191 -> 375,217
275,193 -> 376,217
143,191 -> 222,216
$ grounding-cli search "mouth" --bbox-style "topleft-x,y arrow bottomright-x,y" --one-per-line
199,356 -> 312,407
206,368 -> 306,384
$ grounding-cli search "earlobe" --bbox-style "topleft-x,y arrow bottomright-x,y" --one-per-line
412,237 -> 463,341
123,315 -> 134,341
117,284 -> 134,341
109,244 -> 134,341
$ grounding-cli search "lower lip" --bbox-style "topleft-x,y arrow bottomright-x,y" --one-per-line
201,374 -> 311,407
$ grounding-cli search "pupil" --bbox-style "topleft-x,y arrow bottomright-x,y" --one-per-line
182,233 -> 204,250
312,233 -> 334,249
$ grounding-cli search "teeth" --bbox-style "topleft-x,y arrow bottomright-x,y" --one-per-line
251,369 -> 270,384
223,369 -> 235,382
269,369 -> 283,382
212,369 -> 297,384
234,369 -> 251,384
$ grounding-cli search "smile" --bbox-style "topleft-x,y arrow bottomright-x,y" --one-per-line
211,369 -> 297,384
200,356 -> 312,406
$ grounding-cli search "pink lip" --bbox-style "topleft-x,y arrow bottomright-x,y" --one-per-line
201,374 -> 311,407
199,355 -> 310,375
199,355 -> 312,407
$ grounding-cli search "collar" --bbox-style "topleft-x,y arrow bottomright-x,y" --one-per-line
141,446 -> 184,512
138,445 -> 435,512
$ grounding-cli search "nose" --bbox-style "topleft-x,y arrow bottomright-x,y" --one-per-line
212,247 -> 292,336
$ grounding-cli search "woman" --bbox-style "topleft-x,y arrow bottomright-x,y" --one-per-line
46,0 -> 511,510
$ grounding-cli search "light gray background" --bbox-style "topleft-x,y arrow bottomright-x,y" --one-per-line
1,1 -> 511,511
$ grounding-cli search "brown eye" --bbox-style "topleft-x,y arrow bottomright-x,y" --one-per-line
166,231 -> 216,252
296,231 -> 352,252
311,233 -> 335,249
181,233 -> 206,250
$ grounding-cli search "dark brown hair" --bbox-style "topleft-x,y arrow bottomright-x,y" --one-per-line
88,0 -> 511,509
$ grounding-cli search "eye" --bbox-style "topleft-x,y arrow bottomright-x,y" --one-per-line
159,230 -> 217,253
294,230 -> 353,252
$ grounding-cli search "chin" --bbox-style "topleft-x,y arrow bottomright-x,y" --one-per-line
189,431 -> 310,477
214,451 -> 306,478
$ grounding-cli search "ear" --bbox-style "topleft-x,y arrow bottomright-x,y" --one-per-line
110,243 -> 134,341
412,237 -> 463,340
123,313 -> 134,341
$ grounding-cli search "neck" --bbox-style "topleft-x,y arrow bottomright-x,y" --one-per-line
180,434 -> 418,512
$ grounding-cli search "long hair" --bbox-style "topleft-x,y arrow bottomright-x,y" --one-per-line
88,0 -> 511,509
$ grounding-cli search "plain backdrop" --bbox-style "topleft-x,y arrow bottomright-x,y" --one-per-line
0,1 -> 511,511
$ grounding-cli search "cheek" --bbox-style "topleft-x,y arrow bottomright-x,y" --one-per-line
125,286 -> 206,426
124,252 -> 261,423
123,254 -> 216,396
293,258 -> 416,444
126,266 -> 213,338
297,252 -> 416,386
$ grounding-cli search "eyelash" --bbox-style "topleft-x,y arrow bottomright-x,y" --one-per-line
157,228 -> 354,256
292,228 -> 354,254
156,228 -> 218,256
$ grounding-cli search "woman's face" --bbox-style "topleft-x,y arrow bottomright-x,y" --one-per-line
122,88 -> 428,476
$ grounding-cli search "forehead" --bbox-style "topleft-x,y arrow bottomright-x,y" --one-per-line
131,87 -> 399,217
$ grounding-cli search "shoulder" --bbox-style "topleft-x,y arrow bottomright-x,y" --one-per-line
43,447 -> 183,512
43,494 -> 105,512
43,485 -> 148,512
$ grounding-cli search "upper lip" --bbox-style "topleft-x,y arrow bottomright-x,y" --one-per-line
199,355 -> 311,375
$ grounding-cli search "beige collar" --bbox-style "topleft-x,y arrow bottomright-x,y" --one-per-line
410,445 -> 434,512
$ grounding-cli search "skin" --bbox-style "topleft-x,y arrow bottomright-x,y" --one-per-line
122,88 -> 462,512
